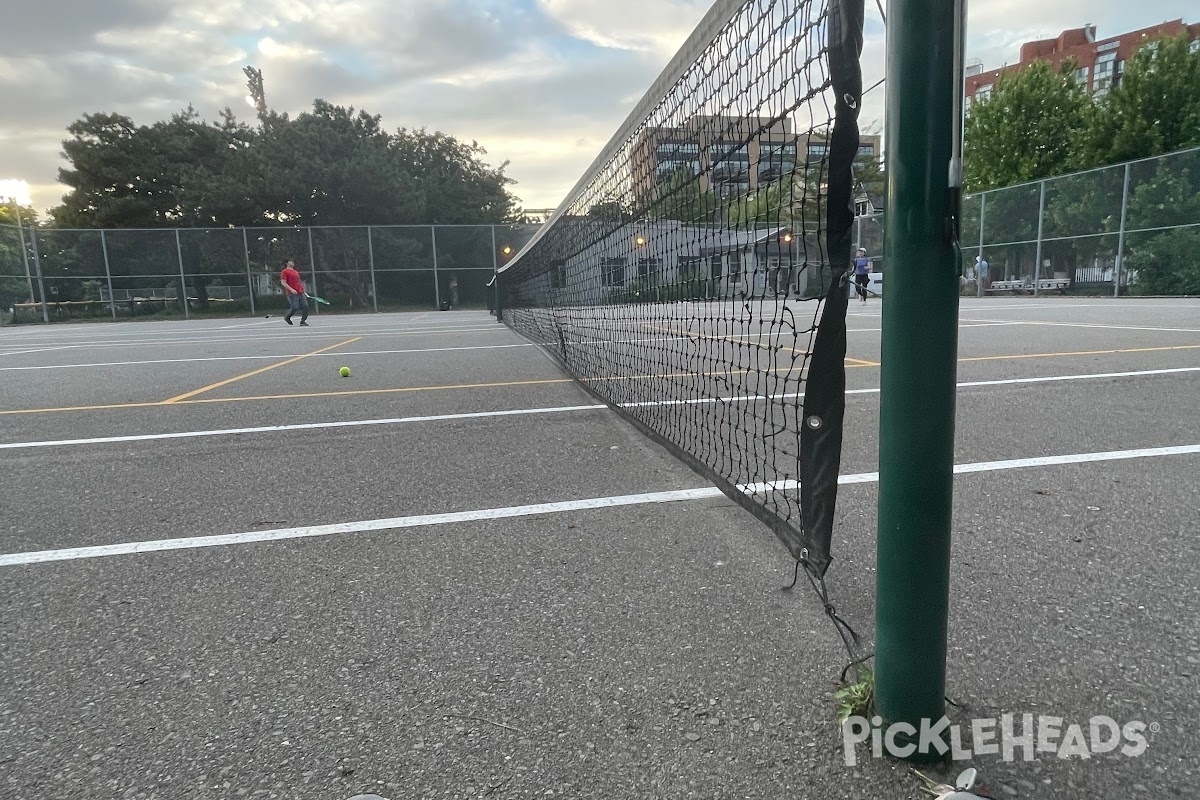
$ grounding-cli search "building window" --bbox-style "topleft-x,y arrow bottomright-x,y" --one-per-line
656,160 -> 702,182
637,257 -> 661,280
678,257 -> 702,280
727,252 -> 742,283
709,255 -> 723,280
1094,52 -> 1116,96
806,142 -> 829,161
857,143 -> 875,157
601,257 -> 626,287
1074,65 -> 1090,86
974,84 -> 992,102
656,141 -> 700,157
1191,39 -> 1199,54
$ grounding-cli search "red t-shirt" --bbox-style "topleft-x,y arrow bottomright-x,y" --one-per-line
281,266 -> 304,294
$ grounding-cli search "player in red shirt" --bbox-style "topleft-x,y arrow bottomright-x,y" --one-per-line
279,259 -> 309,326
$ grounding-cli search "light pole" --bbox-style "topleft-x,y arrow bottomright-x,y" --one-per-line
244,66 -> 267,117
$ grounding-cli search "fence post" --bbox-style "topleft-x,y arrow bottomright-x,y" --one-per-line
100,229 -> 117,320
490,225 -> 500,320
1033,180 -> 1046,296
976,192 -> 986,297
174,228 -> 189,319
13,207 -> 36,310
431,226 -> 442,310
241,228 -> 257,316
367,226 -> 379,312
1114,161 -> 1132,298
27,224 -> 50,324
306,227 -> 319,315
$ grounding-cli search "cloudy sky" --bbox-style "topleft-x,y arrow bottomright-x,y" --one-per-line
1,0 -> 1195,214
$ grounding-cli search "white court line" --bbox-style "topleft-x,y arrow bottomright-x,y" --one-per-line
740,443 -> 1200,493
0,336 -> 700,372
0,343 -> 538,372
0,404 -> 604,450
622,366 -> 1200,408
1020,321 -> 1200,333
0,345 -> 81,357
219,320 -> 280,329
4,366 -> 1196,450
0,326 -> 506,351
3,442 -> 1198,567
3,314 -> 497,342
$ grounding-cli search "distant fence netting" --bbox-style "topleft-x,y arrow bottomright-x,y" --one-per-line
957,146 -> 1200,295
0,223 -> 540,322
497,0 -> 865,577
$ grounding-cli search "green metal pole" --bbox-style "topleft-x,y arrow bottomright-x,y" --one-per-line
874,0 -> 962,747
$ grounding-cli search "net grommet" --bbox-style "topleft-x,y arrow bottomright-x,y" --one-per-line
806,415 -> 822,430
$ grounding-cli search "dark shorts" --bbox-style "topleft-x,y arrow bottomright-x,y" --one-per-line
855,273 -> 870,286
287,293 -> 309,311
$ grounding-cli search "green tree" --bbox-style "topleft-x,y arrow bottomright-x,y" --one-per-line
1084,35 -> 1200,165
964,60 -> 1094,191
1127,228 -> 1200,294
53,108 -> 252,228
646,166 -> 720,223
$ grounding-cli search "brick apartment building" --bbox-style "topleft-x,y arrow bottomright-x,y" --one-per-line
964,19 -> 1200,104
632,115 -> 881,200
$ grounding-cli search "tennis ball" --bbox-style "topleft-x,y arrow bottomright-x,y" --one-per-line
339,366 -> 351,377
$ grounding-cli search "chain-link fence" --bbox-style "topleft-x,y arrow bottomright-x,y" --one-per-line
851,146 -> 1200,298
0,224 -> 540,324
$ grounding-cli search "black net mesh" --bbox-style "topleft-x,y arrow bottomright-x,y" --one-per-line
497,0 -> 864,575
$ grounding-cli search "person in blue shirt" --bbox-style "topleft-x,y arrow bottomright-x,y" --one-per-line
853,248 -> 870,303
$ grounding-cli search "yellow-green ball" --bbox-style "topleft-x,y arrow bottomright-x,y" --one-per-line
339,366 -> 351,377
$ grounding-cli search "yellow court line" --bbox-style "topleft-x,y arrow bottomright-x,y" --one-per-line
957,343 -> 1200,364
2,343 -> 1196,416
845,357 -> 881,366
162,338 -> 362,403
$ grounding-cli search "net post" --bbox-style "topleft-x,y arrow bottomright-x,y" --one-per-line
1114,160 -> 1131,297
874,0 -> 962,755
1033,180 -> 1046,296
100,229 -> 117,320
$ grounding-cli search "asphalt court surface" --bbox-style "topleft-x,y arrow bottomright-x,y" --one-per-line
1,298 -> 1199,799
